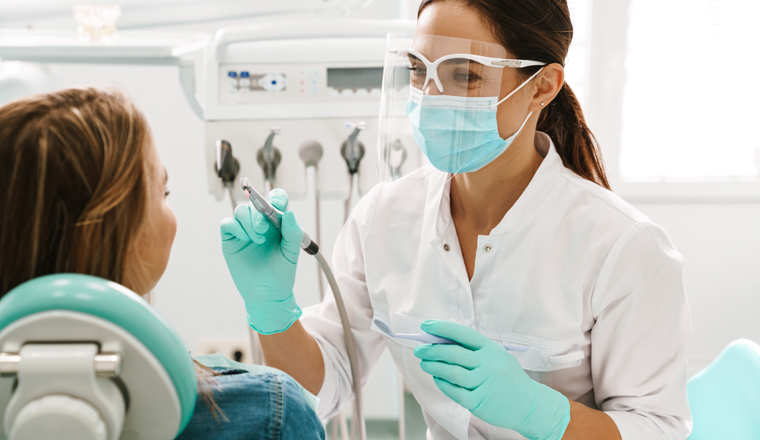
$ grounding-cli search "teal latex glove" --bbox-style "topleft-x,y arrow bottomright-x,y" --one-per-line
414,320 -> 570,440
220,189 -> 304,335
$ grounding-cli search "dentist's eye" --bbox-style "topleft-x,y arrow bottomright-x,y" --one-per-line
407,65 -> 427,76
453,69 -> 482,84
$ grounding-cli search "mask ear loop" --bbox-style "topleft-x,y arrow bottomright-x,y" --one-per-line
492,67 -> 545,109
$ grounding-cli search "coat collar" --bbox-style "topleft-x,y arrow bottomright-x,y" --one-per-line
432,131 -> 564,239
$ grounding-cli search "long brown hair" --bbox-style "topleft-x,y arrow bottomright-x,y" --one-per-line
419,0 -> 610,189
0,87 -> 225,420
0,87 -> 149,295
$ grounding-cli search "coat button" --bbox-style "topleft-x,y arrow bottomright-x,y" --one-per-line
443,244 -> 450,251
484,245 -> 492,252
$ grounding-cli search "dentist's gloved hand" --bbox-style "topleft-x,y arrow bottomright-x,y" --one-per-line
220,189 -> 304,335
414,320 -> 570,440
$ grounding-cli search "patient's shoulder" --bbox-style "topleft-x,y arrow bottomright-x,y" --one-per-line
176,370 -> 325,440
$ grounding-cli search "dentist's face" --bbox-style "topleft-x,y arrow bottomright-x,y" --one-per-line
125,138 -> 177,295
416,1 -> 562,144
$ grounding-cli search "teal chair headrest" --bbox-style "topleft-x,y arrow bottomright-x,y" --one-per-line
0,274 -> 197,433
687,339 -> 760,439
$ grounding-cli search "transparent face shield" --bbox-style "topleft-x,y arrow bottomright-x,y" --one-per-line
377,33 -> 545,181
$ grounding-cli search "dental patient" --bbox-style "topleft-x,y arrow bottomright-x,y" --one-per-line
0,87 -> 325,440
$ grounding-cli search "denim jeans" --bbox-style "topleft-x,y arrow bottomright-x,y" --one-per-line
176,366 -> 325,440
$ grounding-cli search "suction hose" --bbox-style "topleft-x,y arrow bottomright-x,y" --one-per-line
315,251 -> 365,440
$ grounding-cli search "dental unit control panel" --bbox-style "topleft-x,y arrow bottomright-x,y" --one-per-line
220,65 -> 383,103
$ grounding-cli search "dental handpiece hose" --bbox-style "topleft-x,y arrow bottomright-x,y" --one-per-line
238,178 -> 366,440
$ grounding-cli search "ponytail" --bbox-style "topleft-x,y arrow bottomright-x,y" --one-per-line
537,83 -> 610,189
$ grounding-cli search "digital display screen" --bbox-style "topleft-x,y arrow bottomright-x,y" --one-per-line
327,67 -> 384,89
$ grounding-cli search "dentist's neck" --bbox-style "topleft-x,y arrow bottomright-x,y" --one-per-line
450,127 -> 544,234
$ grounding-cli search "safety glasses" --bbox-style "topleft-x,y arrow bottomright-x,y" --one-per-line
398,48 -> 546,96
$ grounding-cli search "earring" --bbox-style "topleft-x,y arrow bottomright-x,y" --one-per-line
540,102 -> 546,107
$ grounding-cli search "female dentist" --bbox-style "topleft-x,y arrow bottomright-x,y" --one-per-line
220,0 -> 692,439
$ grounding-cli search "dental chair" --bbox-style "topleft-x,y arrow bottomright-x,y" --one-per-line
0,274 -> 197,440
687,339 -> 760,439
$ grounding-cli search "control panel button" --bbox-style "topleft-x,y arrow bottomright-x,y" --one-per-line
311,87 -> 319,94
240,71 -> 250,78
356,88 -> 369,96
259,71 -> 287,93
328,88 -> 339,97
341,88 -> 354,96
227,71 -> 237,78
227,78 -> 238,87
239,78 -> 251,87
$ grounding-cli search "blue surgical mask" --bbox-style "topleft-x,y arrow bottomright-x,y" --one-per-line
405,69 -> 542,174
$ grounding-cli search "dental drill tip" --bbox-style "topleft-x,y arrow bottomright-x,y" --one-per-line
271,126 -> 281,135
239,177 -> 250,190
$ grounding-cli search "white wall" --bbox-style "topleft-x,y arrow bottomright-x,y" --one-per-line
631,202 -> 760,374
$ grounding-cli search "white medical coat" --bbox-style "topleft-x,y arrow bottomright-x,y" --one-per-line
301,132 -> 692,439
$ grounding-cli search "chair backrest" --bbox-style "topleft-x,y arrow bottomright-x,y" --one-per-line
687,339 -> 760,439
0,274 -> 197,440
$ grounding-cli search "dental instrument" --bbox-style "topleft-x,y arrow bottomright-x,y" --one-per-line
388,139 -> 407,181
341,122 -> 366,221
240,177 -> 319,255
215,139 -> 241,211
374,318 -> 529,352
257,127 -> 282,194
240,177 -> 366,440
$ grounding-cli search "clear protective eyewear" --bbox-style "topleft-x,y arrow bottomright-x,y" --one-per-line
377,33 -> 547,182
400,48 -> 545,97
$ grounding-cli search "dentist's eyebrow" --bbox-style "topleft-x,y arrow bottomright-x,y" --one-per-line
441,58 -> 476,67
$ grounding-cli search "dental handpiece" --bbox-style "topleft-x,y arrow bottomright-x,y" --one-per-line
239,177 -> 319,255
